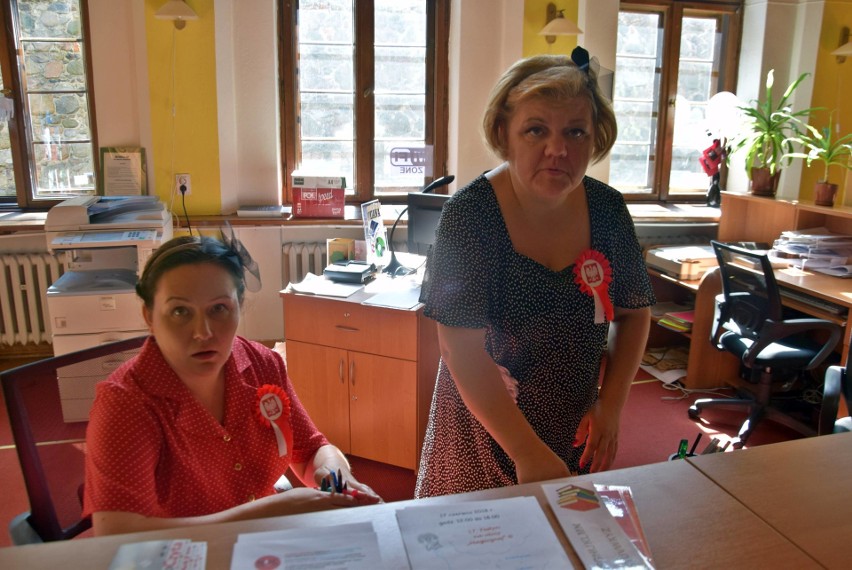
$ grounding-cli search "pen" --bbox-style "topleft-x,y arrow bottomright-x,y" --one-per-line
689,433 -> 702,456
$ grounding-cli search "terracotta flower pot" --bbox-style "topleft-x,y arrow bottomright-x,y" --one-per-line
749,167 -> 780,197
814,182 -> 838,207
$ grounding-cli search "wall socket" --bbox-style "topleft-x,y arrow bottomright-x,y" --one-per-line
176,173 -> 191,196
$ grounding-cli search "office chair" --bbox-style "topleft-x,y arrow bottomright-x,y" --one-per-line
688,241 -> 842,448
820,354 -> 852,434
1,336 -> 146,544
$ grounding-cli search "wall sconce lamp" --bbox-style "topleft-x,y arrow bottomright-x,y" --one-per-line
832,26 -> 852,64
539,2 -> 583,44
155,0 -> 199,30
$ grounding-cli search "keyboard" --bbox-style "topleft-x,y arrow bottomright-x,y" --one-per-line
779,287 -> 848,317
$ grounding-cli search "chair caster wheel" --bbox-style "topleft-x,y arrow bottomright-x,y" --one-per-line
688,407 -> 701,420
732,440 -> 744,450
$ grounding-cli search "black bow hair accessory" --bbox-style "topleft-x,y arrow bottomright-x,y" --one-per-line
570,46 -> 614,102
221,221 -> 262,293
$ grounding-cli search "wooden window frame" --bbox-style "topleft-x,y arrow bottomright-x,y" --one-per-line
278,0 -> 449,205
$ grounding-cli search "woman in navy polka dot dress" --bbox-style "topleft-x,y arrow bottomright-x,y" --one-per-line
415,48 -> 655,498
84,235 -> 381,536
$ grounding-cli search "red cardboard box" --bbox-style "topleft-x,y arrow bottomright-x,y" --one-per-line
292,187 -> 345,218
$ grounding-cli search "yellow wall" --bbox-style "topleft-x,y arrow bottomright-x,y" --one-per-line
799,3 -> 852,202
522,0 -> 580,57
144,0 -> 221,215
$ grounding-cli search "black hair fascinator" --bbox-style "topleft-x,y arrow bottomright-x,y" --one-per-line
571,46 -> 614,102
221,221 -> 262,293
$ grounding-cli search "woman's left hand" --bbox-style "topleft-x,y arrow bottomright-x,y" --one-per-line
318,469 -> 384,505
574,401 -> 621,472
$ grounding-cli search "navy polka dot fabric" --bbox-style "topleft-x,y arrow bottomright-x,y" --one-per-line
415,175 -> 655,497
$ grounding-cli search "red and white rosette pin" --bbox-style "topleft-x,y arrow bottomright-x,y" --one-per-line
255,384 -> 292,457
573,249 -> 614,324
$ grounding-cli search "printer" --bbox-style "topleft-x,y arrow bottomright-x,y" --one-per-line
44,195 -> 172,421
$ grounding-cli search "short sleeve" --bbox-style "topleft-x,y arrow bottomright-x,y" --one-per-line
420,179 -> 494,329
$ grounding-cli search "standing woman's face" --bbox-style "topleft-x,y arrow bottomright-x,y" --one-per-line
142,262 -> 241,383
504,95 -> 595,205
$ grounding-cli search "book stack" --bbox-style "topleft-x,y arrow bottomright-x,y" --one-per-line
657,310 -> 694,333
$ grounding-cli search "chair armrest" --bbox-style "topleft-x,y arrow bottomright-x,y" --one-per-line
744,318 -> 842,370
820,366 -> 844,435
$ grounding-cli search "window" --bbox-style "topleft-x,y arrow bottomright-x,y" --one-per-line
610,0 -> 741,200
279,0 -> 449,203
0,0 -> 98,209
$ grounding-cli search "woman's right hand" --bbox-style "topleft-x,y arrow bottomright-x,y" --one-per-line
513,445 -> 573,485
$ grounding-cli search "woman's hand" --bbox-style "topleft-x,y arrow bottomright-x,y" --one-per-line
318,468 -> 383,505
575,400 -> 621,472
513,444 -> 573,484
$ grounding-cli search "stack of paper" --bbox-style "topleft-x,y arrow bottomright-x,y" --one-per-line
772,227 -> 852,269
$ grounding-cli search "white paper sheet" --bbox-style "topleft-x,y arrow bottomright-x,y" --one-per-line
396,496 -> 571,569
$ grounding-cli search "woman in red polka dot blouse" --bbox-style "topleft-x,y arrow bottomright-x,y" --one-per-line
83,235 -> 381,536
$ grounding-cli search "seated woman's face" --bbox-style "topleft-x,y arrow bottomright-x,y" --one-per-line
142,261 -> 241,382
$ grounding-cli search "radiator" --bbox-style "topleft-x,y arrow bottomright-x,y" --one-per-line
282,241 -> 327,286
0,252 -> 66,346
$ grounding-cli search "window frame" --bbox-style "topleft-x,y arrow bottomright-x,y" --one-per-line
0,0 -> 99,211
278,0 -> 450,205
615,0 -> 742,202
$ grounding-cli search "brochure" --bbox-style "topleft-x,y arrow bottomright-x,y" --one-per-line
361,199 -> 389,267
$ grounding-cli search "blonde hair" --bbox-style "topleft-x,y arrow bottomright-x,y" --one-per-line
482,54 -> 617,163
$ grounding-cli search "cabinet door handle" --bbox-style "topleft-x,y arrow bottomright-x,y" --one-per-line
339,358 -> 345,383
349,361 -> 355,385
335,325 -> 360,333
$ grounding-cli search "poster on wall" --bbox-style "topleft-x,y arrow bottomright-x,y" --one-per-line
100,147 -> 147,196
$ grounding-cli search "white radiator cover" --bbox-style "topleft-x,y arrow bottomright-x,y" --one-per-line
0,252 -> 66,346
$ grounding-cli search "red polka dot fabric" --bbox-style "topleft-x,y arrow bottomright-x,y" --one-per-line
83,336 -> 328,518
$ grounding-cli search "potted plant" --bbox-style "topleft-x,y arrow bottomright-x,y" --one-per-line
729,69 -> 815,197
785,113 -> 852,207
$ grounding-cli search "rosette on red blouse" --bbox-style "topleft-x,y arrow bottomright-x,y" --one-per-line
573,249 -> 614,324
255,384 -> 293,457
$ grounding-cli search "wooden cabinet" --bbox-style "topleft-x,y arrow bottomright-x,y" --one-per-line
281,291 -> 439,470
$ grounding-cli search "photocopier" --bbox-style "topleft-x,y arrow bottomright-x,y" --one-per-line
44,195 -> 172,421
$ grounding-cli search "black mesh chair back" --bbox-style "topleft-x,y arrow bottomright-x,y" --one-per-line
713,242 -> 784,339
1,336 -> 146,543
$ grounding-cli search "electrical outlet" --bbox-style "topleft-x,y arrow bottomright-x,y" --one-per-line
176,173 -> 191,196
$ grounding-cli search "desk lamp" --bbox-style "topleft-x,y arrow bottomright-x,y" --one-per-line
383,175 -> 455,277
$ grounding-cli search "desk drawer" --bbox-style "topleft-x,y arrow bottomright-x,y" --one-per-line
284,294 -> 417,360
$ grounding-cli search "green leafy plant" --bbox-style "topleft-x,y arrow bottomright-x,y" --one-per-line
784,113 -> 852,184
730,69 -> 816,178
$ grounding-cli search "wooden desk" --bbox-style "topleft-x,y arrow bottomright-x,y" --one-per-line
0,458 -> 821,569
687,431 -> 852,569
281,282 -> 439,470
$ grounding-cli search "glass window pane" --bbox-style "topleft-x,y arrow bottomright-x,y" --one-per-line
298,0 -> 353,43
300,93 -> 353,139
0,71 -> 15,198
374,2 -> 427,194
32,141 -> 94,195
299,44 -> 353,92
16,0 -> 82,40
29,93 -> 91,142
22,41 -> 87,91
300,140 -> 353,191
375,0 -> 425,45
610,11 -> 662,194
670,17 -> 720,193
